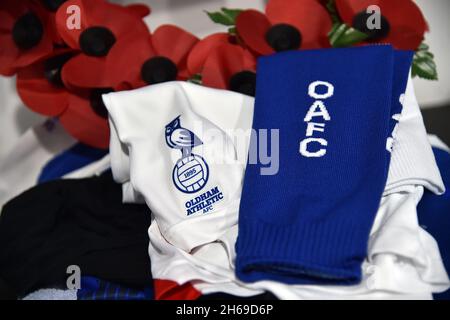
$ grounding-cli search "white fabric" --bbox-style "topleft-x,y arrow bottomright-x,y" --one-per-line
0,77 -> 45,160
109,117 -> 131,184
122,181 -> 145,204
148,186 -> 447,299
0,120 -> 75,211
0,120 -> 112,213
22,288 -> 77,300
104,81 -> 254,252
384,78 -> 445,196
105,79 -> 449,299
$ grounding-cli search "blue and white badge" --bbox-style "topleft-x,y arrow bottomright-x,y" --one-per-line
165,116 -> 209,194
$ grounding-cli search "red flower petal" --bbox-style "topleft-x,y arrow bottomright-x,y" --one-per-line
202,43 -> 255,90
385,28 -> 425,50
266,0 -> 332,49
126,3 -> 151,18
13,28 -> 53,68
0,10 -> 15,31
92,1 -> 149,38
177,67 -> 191,80
55,0 -> 90,49
334,0 -> 373,24
17,69 -> 69,117
59,91 -> 110,149
0,0 -> 31,19
152,25 -> 198,66
16,48 -> 74,115
104,33 -> 155,89
187,33 -> 230,75
242,49 -> 258,71
61,54 -> 111,88
236,10 -> 274,55
56,0 -> 149,50
0,34 -> 19,75
1,66 -> 16,76
47,12 -> 65,44
372,0 -> 427,50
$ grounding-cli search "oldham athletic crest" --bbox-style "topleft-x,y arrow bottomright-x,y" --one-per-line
165,116 -> 209,194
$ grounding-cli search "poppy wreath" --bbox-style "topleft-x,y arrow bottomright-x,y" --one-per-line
55,0 -> 151,89
1,0 -> 152,148
0,0 -> 55,75
235,0 -> 333,55
16,48 -> 111,148
104,24 -> 199,90
187,33 -> 257,96
0,0 -> 438,148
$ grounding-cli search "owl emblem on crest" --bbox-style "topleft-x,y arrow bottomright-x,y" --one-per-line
165,116 -> 209,194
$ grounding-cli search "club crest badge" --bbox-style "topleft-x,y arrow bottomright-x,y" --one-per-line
165,116 -> 209,194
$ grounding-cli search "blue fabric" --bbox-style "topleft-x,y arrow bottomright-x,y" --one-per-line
77,276 -> 153,300
38,143 -> 108,183
418,147 -> 450,300
236,45 -> 413,285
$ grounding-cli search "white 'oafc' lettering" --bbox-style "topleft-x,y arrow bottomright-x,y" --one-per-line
300,81 -> 334,158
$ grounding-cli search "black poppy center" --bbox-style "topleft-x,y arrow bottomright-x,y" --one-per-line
265,24 -> 302,52
42,0 -> 68,12
12,12 -> 44,50
352,11 -> 391,41
90,88 -> 114,118
79,27 -> 116,57
141,56 -> 178,85
44,53 -> 74,87
229,71 -> 256,97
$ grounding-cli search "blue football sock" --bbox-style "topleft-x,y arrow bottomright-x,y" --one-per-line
236,45 -> 412,285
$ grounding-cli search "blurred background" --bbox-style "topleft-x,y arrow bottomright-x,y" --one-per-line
1,0 -> 449,159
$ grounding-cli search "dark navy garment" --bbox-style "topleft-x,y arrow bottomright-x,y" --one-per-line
0,172 -> 152,298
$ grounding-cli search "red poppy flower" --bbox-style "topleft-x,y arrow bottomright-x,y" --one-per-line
103,24 -> 198,89
17,48 -> 73,116
17,49 -> 110,149
0,0 -> 54,75
59,88 -> 111,149
235,0 -> 332,55
55,0 -> 150,89
44,0 -> 150,44
39,0 -> 69,44
42,0 -> 146,45
187,32 -> 238,76
335,0 -> 428,50
201,43 -> 257,96
125,3 -> 152,18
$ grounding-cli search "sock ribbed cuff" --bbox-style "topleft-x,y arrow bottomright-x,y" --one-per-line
235,216 -> 368,285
